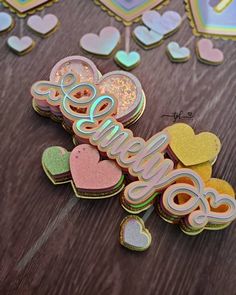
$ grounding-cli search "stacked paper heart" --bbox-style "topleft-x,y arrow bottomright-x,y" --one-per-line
133,10 -> 182,49
42,145 -> 125,199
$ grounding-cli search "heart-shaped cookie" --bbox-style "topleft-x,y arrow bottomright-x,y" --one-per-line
114,50 -> 140,70
2,0 -> 57,17
0,12 -> 14,33
120,215 -> 152,251
166,123 -> 221,166
95,0 -> 168,25
167,42 -> 191,63
133,25 -> 163,49
185,0 -> 236,40
27,14 -> 59,37
80,26 -> 120,57
42,146 -> 71,184
196,39 -> 224,65
7,36 -> 35,55
70,144 -> 123,194
142,10 -> 182,37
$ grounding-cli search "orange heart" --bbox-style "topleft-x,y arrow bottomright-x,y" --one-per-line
166,123 -> 221,166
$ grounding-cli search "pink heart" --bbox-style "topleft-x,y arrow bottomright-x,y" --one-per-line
197,39 -> 224,64
70,144 -> 122,192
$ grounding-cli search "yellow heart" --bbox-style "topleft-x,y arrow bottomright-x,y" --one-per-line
166,123 -> 221,166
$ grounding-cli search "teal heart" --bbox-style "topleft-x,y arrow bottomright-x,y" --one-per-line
42,146 -> 70,176
115,50 -> 140,70
167,42 -> 190,61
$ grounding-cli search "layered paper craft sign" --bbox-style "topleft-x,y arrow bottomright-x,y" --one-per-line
94,0 -> 169,25
185,0 -> 236,40
1,0 -> 58,17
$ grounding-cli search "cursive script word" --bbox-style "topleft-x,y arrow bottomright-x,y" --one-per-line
32,72 -> 236,229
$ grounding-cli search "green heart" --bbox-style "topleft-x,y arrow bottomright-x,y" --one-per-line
115,50 -> 140,70
42,146 -> 70,176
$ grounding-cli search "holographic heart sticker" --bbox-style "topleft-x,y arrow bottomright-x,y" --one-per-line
0,0 -> 58,17
167,42 -> 191,63
80,26 -> 120,57
0,12 -> 14,33
27,14 -> 59,37
94,0 -> 169,25
114,50 -> 141,70
185,0 -> 236,40
7,36 -> 35,55
133,25 -> 163,49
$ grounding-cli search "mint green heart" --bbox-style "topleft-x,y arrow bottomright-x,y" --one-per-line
42,146 -> 70,176
167,42 -> 190,60
115,50 -> 140,68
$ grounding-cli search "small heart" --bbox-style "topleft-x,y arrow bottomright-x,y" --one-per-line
0,12 -> 14,33
70,144 -> 122,192
80,26 -> 120,56
166,123 -> 221,166
142,10 -> 182,36
27,14 -> 59,36
42,146 -> 71,183
120,215 -> 152,251
114,50 -> 140,70
7,36 -> 34,55
133,25 -> 163,48
167,42 -> 190,62
196,39 -> 224,65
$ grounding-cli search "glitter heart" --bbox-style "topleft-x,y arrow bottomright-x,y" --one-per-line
1,0 -> 58,17
0,12 -> 14,33
7,36 -> 34,55
167,42 -> 190,62
166,123 -> 221,166
185,0 -> 236,40
133,25 -> 163,48
70,144 -> 122,192
114,50 -> 140,70
196,39 -> 224,65
120,215 -> 152,251
27,14 -> 59,36
142,10 -> 182,36
95,0 -> 168,25
80,26 -> 120,56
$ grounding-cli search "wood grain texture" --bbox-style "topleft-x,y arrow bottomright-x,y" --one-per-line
0,0 -> 236,294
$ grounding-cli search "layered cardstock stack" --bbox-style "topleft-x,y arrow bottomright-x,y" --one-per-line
31,56 -> 236,239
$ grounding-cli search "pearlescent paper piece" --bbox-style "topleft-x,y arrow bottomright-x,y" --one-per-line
120,216 -> 152,251
94,0 -> 169,25
27,14 -> 59,36
80,26 -> 120,57
7,36 -> 35,55
1,0 -> 58,17
185,0 -> 236,40
0,12 -> 14,33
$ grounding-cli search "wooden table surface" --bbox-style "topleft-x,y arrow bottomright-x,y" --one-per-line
1,1 -> 236,294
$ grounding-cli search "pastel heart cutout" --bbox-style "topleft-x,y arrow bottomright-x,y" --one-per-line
27,14 -> 58,36
70,144 -> 122,191
7,36 -> 34,54
42,146 -> 70,176
167,42 -> 190,61
115,50 -> 140,70
96,0 -> 167,24
133,25 -> 163,47
142,10 -> 182,36
197,39 -> 224,64
0,12 -> 13,33
166,123 -> 221,166
80,26 -> 120,56
120,216 -> 152,251
185,0 -> 236,40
